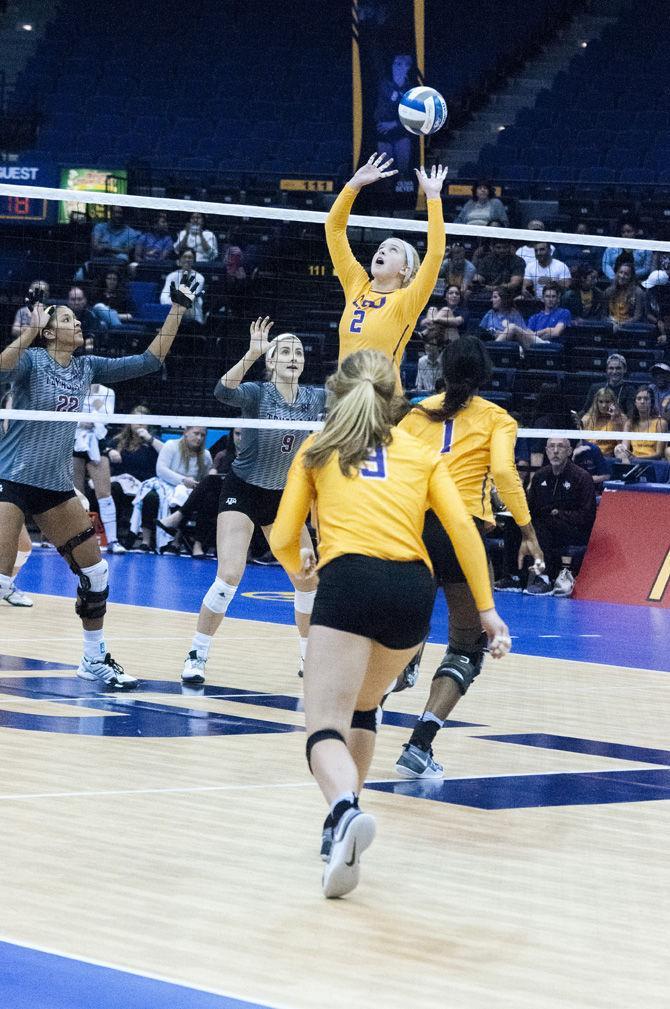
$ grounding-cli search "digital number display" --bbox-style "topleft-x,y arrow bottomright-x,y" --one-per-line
0,195 -> 49,221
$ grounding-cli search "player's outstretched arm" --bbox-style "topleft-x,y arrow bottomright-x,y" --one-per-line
146,272 -> 200,362
217,316 -> 274,391
402,165 -> 448,318
414,163 -> 448,201
346,152 -> 399,192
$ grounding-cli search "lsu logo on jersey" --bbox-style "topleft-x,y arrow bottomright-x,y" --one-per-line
349,295 -> 387,334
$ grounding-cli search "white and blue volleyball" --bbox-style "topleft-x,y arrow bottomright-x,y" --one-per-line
398,87 -> 448,136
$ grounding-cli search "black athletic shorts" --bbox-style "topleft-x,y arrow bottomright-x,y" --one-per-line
422,509 -> 489,587
310,553 -> 435,650
0,478 -> 76,518
217,469 -> 284,528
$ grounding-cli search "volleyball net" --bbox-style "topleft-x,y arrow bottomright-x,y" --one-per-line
0,183 -> 669,457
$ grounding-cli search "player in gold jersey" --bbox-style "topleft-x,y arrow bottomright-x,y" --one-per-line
270,350 -> 510,899
325,153 -> 447,389
394,336 -> 544,779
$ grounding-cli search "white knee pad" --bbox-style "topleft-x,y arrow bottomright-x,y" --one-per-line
203,577 -> 238,615
294,589 -> 317,614
80,559 -> 109,592
14,549 -> 32,569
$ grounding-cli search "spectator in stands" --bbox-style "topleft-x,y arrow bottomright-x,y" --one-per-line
515,220 -> 553,267
92,269 -> 133,328
130,428 -> 212,552
90,206 -> 140,269
106,406 -> 163,547
478,286 -> 525,340
562,265 -> 606,322
581,387 -> 627,458
438,285 -> 469,340
160,250 -> 205,326
614,386 -> 668,462
67,286 -> 107,347
601,219 -> 652,282
414,339 -> 442,394
157,429 -> 241,558
604,260 -> 645,329
174,212 -> 218,263
439,242 -> 476,294
134,212 -> 175,266
523,243 -> 571,300
500,282 -> 572,348
581,353 -> 636,416
642,269 -> 670,346
455,180 -> 508,228
649,362 -> 670,416
557,222 -> 600,271
375,54 -> 413,181
11,280 -> 50,338
472,238 -> 526,296
524,438 -> 597,597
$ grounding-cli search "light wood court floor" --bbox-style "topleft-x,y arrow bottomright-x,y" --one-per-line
0,594 -> 668,1009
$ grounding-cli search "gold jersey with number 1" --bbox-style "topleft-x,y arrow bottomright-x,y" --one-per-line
325,185 -> 445,388
400,393 -> 531,528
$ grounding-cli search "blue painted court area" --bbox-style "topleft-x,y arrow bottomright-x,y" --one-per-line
0,941 -> 274,1009
18,549 -> 670,673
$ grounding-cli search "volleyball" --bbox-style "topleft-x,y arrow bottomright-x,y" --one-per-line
398,86 -> 448,136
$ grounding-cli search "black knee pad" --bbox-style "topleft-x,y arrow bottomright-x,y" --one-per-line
58,527 -> 96,575
350,708 -> 377,732
75,585 -> 109,621
305,728 -> 346,772
433,648 -> 482,695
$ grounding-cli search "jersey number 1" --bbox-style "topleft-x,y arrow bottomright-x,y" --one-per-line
441,420 -> 455,454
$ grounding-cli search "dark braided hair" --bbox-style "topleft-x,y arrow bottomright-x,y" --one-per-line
419,335 -> 492,422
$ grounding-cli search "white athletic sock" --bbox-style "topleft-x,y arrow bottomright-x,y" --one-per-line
191,631 -> 212,661
330,791 -> 356,819
0,572 -> 14,597
420,711 -> 444,728
298,636 -> 308,662
97,495 -> 117,544
83,628 -> 106,660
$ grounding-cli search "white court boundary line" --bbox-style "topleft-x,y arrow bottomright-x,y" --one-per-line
2,181 -> 670,251
0,764 -> 657,804
0,934 -> 296,1009
0,409 -> 667,443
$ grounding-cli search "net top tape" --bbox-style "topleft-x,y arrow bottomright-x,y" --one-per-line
0,408 -> 667,442
2,183 -> 670,252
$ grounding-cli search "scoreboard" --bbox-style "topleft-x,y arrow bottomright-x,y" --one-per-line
0,161 -> 57,224
0,193 -> 49,222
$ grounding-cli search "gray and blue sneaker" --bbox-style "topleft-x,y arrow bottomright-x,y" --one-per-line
77,652 -> 139,690
322,807 -> 376,899
181,650 -> 207,685
395,743 -> 444,780
320,821 -> 334,862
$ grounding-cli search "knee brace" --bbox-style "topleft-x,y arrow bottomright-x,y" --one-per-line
305,728 -> 346,773
203,577 -> 238,615
14,549 -> 31,569
75,559 -> 109,621
350,708 -> 378,732
433,644 -> 484,696
58,526 -> 96,575
294,589 -> 317,614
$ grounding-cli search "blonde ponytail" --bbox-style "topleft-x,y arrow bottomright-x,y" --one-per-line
303,350 -> 401,475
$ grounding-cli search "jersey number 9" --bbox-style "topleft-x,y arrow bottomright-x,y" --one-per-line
280,433 -> 295,453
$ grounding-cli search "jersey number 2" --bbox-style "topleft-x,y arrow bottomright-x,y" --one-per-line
349,308 -> 366,334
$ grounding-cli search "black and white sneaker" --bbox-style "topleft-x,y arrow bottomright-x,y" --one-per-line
320,820 -> 334,862
494,574 -> 523,592
77,652 -> 139,690
181,650 -> 206,684
321,807 -> 376,899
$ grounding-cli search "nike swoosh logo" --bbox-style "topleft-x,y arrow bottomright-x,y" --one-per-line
345,841 -> 357,867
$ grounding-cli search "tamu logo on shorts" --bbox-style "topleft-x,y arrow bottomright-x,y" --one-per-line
225,497 -> 237,505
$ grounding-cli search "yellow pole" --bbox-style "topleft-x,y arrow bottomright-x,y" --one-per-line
414,0 -> 426,209
352,0 -> 362,171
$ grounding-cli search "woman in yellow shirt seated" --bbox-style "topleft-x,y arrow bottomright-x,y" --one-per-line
614,385 -> 668,461
325,153 -> 447,389
581,387 -> 627,457
270,350 -> 510,900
